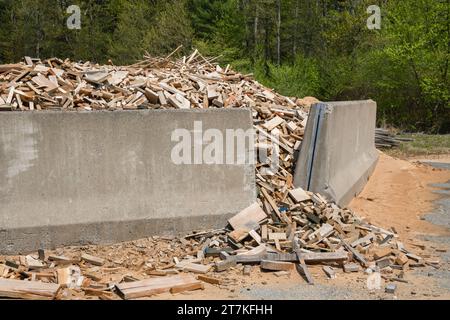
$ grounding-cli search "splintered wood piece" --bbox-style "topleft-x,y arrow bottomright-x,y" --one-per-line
228,202 -> 267,232
260,188 -> 290,224
340,237 -> 368,267
322,266 -> 336,279
295,251 -> 314,285
116,274 -> 201,299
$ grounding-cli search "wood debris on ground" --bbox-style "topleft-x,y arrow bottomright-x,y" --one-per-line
0,49 -> 429,299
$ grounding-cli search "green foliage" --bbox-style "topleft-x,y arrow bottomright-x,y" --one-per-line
108,0 -> 154,64
253,55 -> 320,98
187,0 -> 223,39
144,0 -> 194,56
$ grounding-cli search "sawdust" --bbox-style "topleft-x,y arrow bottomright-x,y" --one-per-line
349,152 -> 450,246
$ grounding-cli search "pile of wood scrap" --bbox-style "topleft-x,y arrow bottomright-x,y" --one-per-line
0,238 -> 208,300
0,49 -> 429,299
0,213 -> 432,300
185,196 -> 430,285
0,48 -> 301,112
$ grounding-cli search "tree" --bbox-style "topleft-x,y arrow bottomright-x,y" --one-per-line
108,0 -> 155,64
144,0 -> 194,56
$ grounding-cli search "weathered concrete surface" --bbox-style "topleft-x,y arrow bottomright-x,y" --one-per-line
294,100 -> 378,207
0,109 -> 256,254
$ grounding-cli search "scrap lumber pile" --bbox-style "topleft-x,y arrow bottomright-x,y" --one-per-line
0,48 -> 299,112
375,128 -> 413,149
0,220 -> 432,300
0,49 -> 428,299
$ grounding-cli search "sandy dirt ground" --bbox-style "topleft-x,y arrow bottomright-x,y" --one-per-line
351,152 -> 450,245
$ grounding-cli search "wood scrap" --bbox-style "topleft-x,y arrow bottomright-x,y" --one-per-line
0,278 -> 60,300
115,274 -> 201,299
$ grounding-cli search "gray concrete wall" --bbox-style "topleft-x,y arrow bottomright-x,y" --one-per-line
0,109 -> 256,254
294,100 -> 379,207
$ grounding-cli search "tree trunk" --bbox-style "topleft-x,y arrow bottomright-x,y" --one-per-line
276,0 -> 281,65
293,0 -> 299,57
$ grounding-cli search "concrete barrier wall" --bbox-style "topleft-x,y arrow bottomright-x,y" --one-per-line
0,109 -> 256,254
294,100 -> 379,207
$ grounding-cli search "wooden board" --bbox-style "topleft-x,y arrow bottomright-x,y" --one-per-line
115,274 -> 201,299
0,278 -> 60,300
295,251 -> 314,285
81,253 -> 105,266
260,260 -> 294,271
228,202 -> 267,232
197,275 -> 222,285
182,263 -> 211,274
289,188 -> 311,203
263,116 -> 284,131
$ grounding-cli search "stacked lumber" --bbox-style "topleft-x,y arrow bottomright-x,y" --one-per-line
375,128 -> 413,148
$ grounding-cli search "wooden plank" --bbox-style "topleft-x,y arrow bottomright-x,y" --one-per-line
215,258 -> 237,272
228,202 -> 267,232
235,251 -> 348,264
197,275 -> 222,285
373,248 -> 393,260
0,278 -> 60,300
116,274 -> 200,299
289,188 -> 311,203
159,82 -> 186,97
144,88 -> 159,104
263,116 -> 284,131
322,266 -> 336,279
295,251 -> 314,285
340,237 -> 368,267
260,188 -> 290,224
261,225 -> 268,240
268,233 -> 287,241
170,282 -> 204,294
249,229 -> 262,244
260,260 -> 294,271
0,64 -> 24,73
228,229 -> 249,243
182,263 -> 211,274
264,251 -> 349,263
81,253 -> 105,266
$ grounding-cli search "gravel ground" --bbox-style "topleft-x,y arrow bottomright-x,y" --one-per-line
240,283 -> 366,300
419,162 -> 450,293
